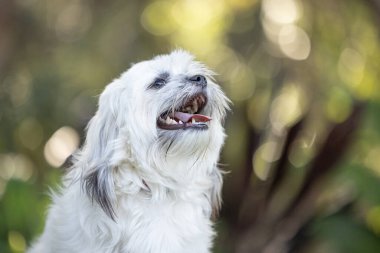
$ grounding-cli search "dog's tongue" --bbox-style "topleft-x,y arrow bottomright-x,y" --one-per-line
174,112 -> 211,123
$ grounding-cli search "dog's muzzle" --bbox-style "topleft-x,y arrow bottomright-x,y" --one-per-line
157,92 -> 211,130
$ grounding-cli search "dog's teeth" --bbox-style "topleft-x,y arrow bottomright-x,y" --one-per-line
193,100 -> 198,112
192,118 -> 196,123
166,117 -> 175,125
179,120 -> 183,124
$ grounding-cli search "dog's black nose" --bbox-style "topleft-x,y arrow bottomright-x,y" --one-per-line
189,75 -> 207,88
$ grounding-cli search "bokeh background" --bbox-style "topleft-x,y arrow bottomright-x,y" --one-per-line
1,0 -> 380,252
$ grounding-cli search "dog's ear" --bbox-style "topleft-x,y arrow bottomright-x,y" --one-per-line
82,87 -> 122,221
210,168 -> 223,220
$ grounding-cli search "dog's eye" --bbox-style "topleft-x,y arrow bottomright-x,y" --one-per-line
150,78 -> 166,89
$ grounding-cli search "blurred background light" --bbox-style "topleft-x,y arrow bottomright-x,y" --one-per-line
247,90 -> 271,130
170,0 -> 232,54
43,126 -> 79,168
324,87 -> 353,123
8,231 -> 26,253
262,0 -> 301,25
141,1 -> 177,36
364,147 -> 380,177
171,0 -> 216,31
0,154 -> 34,182
278,25 -> 311,60
54,0 -> 92,42
367,206 -> 380,236
253,140 -> 283,180
338,47 -> 366,88
270,83 -> 306,133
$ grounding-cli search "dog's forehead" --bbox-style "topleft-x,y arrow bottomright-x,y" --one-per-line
122,50 -> 213,89
150,50 -> 206,75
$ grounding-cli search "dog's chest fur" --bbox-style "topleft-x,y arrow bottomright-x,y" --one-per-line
44,182 -> 214,253
116,191 -> 214,253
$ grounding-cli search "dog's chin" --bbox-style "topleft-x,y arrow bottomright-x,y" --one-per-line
156,92 -> 211,131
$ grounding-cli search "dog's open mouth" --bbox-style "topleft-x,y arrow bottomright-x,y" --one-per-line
157,93 -> 211,130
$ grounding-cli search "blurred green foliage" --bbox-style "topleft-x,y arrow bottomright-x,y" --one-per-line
1,0 -> 380,252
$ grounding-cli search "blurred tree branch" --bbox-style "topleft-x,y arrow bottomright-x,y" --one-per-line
232,103 -> 365,253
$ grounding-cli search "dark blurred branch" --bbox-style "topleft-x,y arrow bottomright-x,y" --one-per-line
367,0 -> 380,15
265,119 -> 305,204
261,103 -> 365,253
366,0 -> 380,32
283,103 -> 365,218
234,102 -> 365,253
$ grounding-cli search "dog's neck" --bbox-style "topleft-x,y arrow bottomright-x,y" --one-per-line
115,127 -> 218,187
112,143 -> 217,202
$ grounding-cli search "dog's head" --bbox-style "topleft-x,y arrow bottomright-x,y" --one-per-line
80,50 -> 230,219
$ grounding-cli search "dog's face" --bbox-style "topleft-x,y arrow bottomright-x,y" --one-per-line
126,51 -> 228,129
101,50 -> 230,161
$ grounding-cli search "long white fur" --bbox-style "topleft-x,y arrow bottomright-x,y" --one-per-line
28,50 -> 230,253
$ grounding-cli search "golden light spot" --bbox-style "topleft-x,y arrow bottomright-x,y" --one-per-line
270,83 -> 306,133
338,48 -> 365,85
141,1 -> 176,36
44,126 -> 80,167
364,147 -> 380,177
169,0 -> 232,53
324,87 -> 352,123
262,18 -> 283,44
278,25 -> 311,60
0,154 -> 34,182
247,90 -> 271,130
366,206 -> 380,235
262,0 -> 302,25
253,151 -> 270,181
253,140 -> 282,180
171,0 -> 215,31
8,231 -> 26,252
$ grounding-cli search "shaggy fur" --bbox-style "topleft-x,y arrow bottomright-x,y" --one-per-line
28,50 -> 230,253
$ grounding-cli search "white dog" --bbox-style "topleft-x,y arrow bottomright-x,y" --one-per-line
28,50 -> 230,253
